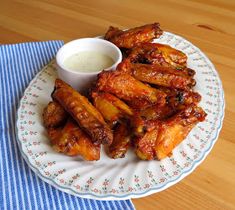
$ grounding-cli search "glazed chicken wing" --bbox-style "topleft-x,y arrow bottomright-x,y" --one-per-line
91,91 -> 133,127
155,105 -> 206,160
131,105 -> 174,137
52,79 -> 113,145
135,127 -> 159,160
131,88 -> 201,136
165,88 -> 201,110
108,123 -> 131,159
96,71 -> 166,109
104,23 -> 163,49
48,118 -> 100,160
43,101 -> 100,160
135,105 -> 206,160
42,101 -> 68,128
127,43 -> 188,69
117,61 -> 196,90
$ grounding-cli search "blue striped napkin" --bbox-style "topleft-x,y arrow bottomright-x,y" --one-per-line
0,41 -> 135,210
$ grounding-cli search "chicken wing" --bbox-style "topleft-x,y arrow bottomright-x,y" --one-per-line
127,43 -> 188,69
104,23 -> 163,49
131,88 -> 201,136
52,79 -> 113,145
117,61 -> 196,90
165,88 -> 201,110
135,127 -> 159,160
91,91 -> 133,126
131,105 -> 174,137
108,123 -> 131,159
42,101 -> 68,128
135,105 -> 206,160
96,71 -> 166,109
48,118 -> 100,160
155,105 -> 206,160
43,101 -> 100,160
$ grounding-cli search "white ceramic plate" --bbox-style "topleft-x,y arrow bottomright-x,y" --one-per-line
16,32 -> 224,200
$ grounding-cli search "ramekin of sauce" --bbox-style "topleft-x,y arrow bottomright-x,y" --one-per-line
56,38 -> 122,92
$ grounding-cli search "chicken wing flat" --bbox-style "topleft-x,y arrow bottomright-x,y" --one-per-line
52,79 -> 113,145
131,88 -> 201,137
165,88 -> 201,110
135,127 -> 159,160
42,101 -> 68,128
127,43 -> 188,68
108,123 -> 131,159
131,105 -> 174,137
117,61 -> 196,90
155,105 -> 206,160
135,105 -> 206,160
48,118 -> 100,160
104,23 -> 163,49
43,101 -> 100,160
91,91 -> 133,126
96,71 -> 166,109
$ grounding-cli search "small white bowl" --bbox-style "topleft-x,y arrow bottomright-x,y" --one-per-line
56,38 -> 122,92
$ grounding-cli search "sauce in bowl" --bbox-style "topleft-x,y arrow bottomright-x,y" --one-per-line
63,51 -> 115,72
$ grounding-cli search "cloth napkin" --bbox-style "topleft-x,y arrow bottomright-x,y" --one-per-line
0,41 -> 135,210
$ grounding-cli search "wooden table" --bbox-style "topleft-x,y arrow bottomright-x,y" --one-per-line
1,0 -> 234,209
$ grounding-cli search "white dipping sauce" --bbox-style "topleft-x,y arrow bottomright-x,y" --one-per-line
63,51 -> 114,72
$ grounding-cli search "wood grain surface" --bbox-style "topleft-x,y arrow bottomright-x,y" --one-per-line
1,0 -> 234,209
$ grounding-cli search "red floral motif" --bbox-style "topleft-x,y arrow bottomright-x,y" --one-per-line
103,179 -> 109,186
128,187 -> 133,192
173,171 -> 178,176
180,151 -> 187,157
58,169 -> 65,174
134,175 -> 139,183
45,171 -> 50,176
111,189 -> 116,193
48,162 -> 54,166
72,174 -> 79,180
159,178 -> 166,183
28,150 -> 32,156
147,170 -> 153,178
93,188 -> 98,193
184,162 -> 190,167
87,177 -> 94,185
28,121 -> 34,125
160,165 -> 166,172
119,178 -> 124,185
144,184 -> 150,189
75,185 -> 80,190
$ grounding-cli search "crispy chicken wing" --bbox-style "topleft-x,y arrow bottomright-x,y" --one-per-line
135,127 -> 159,160
108,123 -> 131,159
117,61 -> 196,89
52,79 -> 113,145
131,88 -> 201,136
135,105 -> 206,160
96,71 -> 166,109
165,88 -> 201,110
43,101 -> 100,160
127,43 -> 188,69
131,105 -> 174,136
48,118 -> 100,160
104,23 -> 163,49
155,105 -> 206,160
91,91 -> 133,126
42,101 -> 68,128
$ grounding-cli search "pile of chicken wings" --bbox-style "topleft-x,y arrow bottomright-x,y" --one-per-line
43,23 -> 206,161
